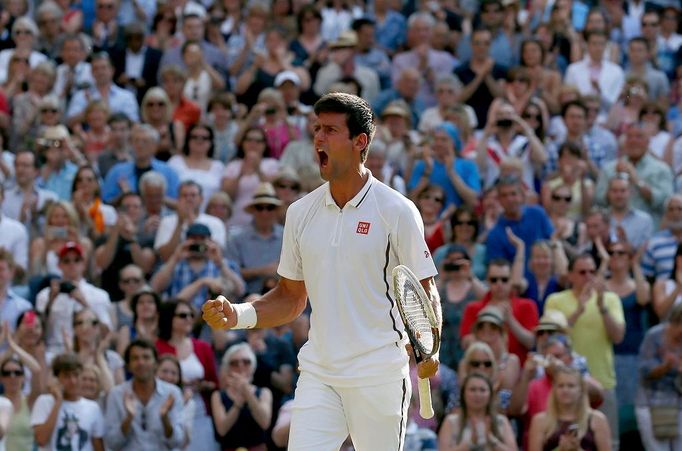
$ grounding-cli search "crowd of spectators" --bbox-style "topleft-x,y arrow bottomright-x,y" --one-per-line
0,0 -> 681,450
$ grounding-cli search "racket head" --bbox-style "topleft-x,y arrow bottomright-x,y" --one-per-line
392,265 -> 440,362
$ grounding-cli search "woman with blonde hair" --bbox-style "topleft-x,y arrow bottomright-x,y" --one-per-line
140,87 -> 186,161
75,100 -> 111,163
438,372 -> 517,451
528,366 -> 611,451
29,200 -> 93,277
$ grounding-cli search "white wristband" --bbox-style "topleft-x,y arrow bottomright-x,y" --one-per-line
233,302 -> 257,329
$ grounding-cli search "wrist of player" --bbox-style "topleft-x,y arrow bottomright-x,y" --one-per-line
233,302 -> 257,329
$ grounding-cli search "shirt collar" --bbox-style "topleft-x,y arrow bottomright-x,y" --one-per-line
323,172 -> 374,209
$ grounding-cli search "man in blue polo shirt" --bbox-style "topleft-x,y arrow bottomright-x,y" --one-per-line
486,175 -> 553,267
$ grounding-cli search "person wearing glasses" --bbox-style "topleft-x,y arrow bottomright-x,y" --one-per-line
31,353 -> 105,451
156,300 -> 219,450
226,182 -> 284,294
36,241 -> 113,356
70,308 -> 123,388
460,258 -> 539,363
542,139 -> 593,223
457,342 -> 508,411
104,339 -> 185,450
545,253 -> 625,449
211,342 -> 272,451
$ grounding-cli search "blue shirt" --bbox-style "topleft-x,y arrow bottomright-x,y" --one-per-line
642,229 -> 679,280
102,159 -> 179,203
408,159 -> 481,210
66,84 -> 140,122
227,223 -> 284,294
0,290 -> 31,332
486,206 -> 554,266
37,162 -> 78,201
369,10 -> 406,53
523,273 -> 562,315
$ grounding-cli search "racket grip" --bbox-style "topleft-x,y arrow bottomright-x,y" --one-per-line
417,377 -> 434,419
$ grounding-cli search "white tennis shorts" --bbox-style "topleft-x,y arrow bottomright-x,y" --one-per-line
287,371 -> 412,451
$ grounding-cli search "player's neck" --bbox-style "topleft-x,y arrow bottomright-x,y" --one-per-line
329,167 -> 369,208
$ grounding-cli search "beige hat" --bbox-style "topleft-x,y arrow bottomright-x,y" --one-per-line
535,310 -> 569,333
245,182 -> 283,211
41,125 -> 70,140
381,100 -> 412,120
273,165 -> 302,186
329,30 -> 358,49
474,305 -> 505,329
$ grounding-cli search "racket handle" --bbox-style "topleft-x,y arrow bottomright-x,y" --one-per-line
417,377 -> 434,419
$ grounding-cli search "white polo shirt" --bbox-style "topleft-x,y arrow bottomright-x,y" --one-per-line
278,174 -> 437,387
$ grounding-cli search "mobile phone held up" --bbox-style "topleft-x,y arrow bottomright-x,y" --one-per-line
59,281 -> 76,294
188,243 -> 208,254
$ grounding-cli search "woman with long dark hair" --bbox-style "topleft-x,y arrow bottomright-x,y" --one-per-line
438,372 -> 517,450
653,243 -> 682,320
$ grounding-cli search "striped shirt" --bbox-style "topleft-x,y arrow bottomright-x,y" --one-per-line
641,229 -> 679,280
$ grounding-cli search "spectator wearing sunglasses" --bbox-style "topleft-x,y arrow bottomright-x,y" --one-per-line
461,258 -> 539,363
156,300 -> 219,450
104,339 -> 185,450
226,182 -> 284,295
545,252 -> 625,447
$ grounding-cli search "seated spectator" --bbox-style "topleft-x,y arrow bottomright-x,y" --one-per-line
0,248 -> 31,331
31,353 -> 105,450
71,165 -> 118,240
205,191 -> 234,235
36,241 -> 113,355
227,183 -> 284,294
104,339 -> 186,450
438,373 -> 517,451
110,264 -> 145,331
154,180 -> 227,261
1,353 -> 41,450
414,184 -> 449,253
207,93 -> 239,164
151,222 -> 244,309
156,354 -> 194,449
74,100 -> 111,165
545,183 -> 587,260
641,101 -> 671,161
222,127 -> 278,226
35,125 -> 81,201
116,287 -> 160,356
69,308 -> 123,387
476,101 -> 547,191
418,74 -> 477,134
168,123 -> 225,210
522,240 -> 568,314
98,113 -> 133,179
2,149 -> 59,231
0,17 -> 48,84
140,87 -> 185,162
9,310 -> 49,396
433,207 -> 487,280
408,122 -> 481,210
156,299 -> 219,450
528,366 -> 612,451
605,78 -> 648,139
80,363 -> 108,409
29,201 -> 92,281
459,342 -> 509,413
374,67 -> 425,128
66,52 -> 140,126
653,242 -> 682,321
595,123 -> 673,227
102,124 -> 180,204
158,65 -> 201,133
541,141 -> 593,223
272,166 -> 303,224
138,172 -> 173,245
53,33 -> 93,102
460,258 -> 539,363
10,61 -> 57,151
485,175 -> 553,268
211,342 -> 272,451
0,185 -> 29,279
181,40 -> 225,113
636,302 -> 682,450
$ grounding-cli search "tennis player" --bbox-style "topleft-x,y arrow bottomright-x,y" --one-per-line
202,92 -> 441,450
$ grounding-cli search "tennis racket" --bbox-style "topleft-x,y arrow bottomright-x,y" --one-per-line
392,264 -> 440,419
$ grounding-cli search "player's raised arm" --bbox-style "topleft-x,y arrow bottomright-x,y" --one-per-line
202,277 -> 308,330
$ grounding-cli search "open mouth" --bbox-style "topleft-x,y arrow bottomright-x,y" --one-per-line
317,150 -> 329,168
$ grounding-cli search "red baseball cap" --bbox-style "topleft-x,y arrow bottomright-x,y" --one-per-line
58,241 -> 83,259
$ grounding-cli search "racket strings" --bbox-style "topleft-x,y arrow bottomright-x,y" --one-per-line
396,274 -> 434,353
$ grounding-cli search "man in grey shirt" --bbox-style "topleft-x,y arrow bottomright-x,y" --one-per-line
105,339 -> 185,450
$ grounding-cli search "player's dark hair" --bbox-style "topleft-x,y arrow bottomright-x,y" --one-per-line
314,92 -> 376,162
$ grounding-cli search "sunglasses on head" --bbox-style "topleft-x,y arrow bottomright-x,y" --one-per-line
469,360 -> 493,368
254,204 -> 277,212
552,194 -> 572,203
